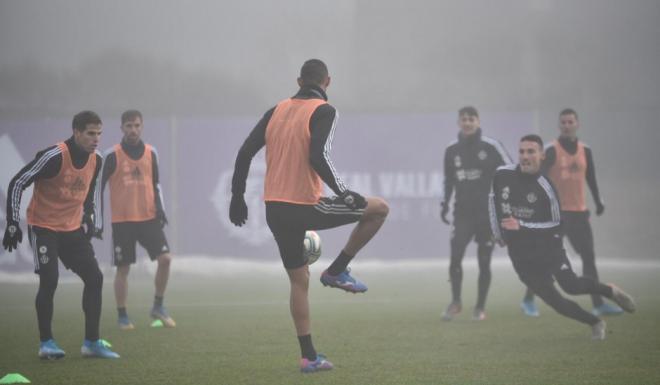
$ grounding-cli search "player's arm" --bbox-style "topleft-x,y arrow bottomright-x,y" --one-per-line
98,149 -> 117,234
3,146 -> 62,251
540,145 -> 556,176
308,104 -> 347,196
440,147 -> 454,224
151,147 -> 168,227
308,104 -> 365,209
82,152 -> 103,239
584,146 -> 605,215
229,107 -> 272,226
488,171 -> 505,245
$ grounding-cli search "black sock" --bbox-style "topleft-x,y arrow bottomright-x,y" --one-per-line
154,296 -> 164,307
118,307 -> 128,318
297,334 -> 317,361
327,250 -> 354,276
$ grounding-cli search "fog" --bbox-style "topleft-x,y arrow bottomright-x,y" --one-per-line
1,0 -> 659,265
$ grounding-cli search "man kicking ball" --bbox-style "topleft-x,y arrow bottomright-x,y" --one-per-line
229,59 -> 389,372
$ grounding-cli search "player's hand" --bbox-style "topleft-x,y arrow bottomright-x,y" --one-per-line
340,190 -> 367,210
596,202 -> 605,216
440,201 -> 450,225
496,238 -> 506,247
3,221 -> 23,252
157,210 -> 168,228
82,213 -> 102,240
501,217 -> 520,231
230,194 -> 248,226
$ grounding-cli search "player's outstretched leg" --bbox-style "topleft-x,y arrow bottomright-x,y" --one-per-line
321,197 -> 388,294
288,265 -> 333,373
73,256 -> 120,358
554,266 -> 636,314
114,264 -> 134,330
530,281 -> 605,340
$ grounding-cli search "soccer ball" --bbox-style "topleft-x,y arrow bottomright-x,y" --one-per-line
303,231 -> 322,265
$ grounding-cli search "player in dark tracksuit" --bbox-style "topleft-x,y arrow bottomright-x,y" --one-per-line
489,134 -> 635,340
522,108 -> 621,316
440,106 -> 512,321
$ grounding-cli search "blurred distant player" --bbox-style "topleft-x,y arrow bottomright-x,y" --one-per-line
440,106 -> 512,321
520,109 -> 620,317
229,59 -> 389,373
489,134 -> 635,340
2,111 -> 119,359
100,110 -> 175,330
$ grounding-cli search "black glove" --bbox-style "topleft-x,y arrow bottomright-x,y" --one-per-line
157,210 -> 168,228
596,202 -> 605,216
340,190 -> 367,210
229,194 -> 248,226
440,201 -> 450,225
3,221 -> 23,252
82,212 -> 102,240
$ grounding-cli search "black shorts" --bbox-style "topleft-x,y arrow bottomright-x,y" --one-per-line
510,246 -> 573,287
28,225 -> 96,274
111,219 -> 169,266
265,196 -> 366,270
451,214 -> 493,247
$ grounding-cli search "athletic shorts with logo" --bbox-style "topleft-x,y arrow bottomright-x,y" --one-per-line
111,218 -> 169,266
266,196 -> 366,270
28,225 -> 96,274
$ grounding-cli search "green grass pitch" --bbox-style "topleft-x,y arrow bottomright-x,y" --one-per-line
1,261 -> 659,385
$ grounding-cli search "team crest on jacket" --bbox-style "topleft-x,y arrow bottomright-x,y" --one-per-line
478,150 -> 487,160
502,186 -> 510,200
454,156 -> 462,167
527,192 -> 537,203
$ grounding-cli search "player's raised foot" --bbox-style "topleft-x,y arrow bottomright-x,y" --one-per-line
151,305 -> 177,328
81,340 -> 120,359
591,320 -> 607,341
442,302 -> 462,321
608,284 -> 636,313
300,354 -> 334,373
592,303 -> 624,317
472,307 -> 486,321
520,300 -> 540,317
320,268 -> 367,293
38,339 -> 66,360
118,315 -> 135,331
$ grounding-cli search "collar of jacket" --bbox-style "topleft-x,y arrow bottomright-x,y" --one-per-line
294,85 -> 328,101
458,127 -> 482,145
558,135 -> 579,154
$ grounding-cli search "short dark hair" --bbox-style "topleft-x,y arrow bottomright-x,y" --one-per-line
121,109 -> 143,125
458,106 -> 479,118
559,108 -> 578,120
520,134 -> 544,149
299,59 -> 328,86
72,110 -> 102,132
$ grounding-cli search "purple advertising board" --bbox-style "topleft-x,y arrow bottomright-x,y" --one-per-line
0,112 -> 532,272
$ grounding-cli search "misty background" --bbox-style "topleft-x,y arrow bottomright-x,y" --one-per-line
1,0 -> 659,264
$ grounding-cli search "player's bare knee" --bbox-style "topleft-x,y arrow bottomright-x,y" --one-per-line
158,253 -> 172,267
116,264 -> 131,278
367,197 -> 389,220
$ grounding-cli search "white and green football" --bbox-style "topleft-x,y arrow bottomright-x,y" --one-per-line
303,231 -> 322,265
